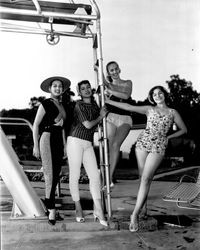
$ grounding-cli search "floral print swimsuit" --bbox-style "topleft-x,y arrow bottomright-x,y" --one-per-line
136,107 -> 175,154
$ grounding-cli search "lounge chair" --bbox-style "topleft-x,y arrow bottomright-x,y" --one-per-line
162,168 -> 200,210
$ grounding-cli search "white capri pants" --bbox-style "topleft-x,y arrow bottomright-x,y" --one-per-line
66,136 -> 101,201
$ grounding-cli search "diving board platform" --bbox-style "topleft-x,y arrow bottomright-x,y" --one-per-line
0,0 -> 98,42
0,0 -> 92,25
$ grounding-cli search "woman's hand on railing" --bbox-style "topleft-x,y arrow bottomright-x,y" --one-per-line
100,105 -> 109,119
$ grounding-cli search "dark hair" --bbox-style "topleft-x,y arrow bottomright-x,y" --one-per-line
148,85 -> 170,105
50,79 -> 64,89
77,80 -> 95,102
106,61 -> 119,82
62,87 -> 75,105
77,80 -> 91,92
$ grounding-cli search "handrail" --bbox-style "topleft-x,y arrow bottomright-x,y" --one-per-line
90,0 -> 100,19
32,0 -> 41,14
0,117 -> 33,130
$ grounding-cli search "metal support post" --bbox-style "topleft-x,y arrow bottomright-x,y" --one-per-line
91,0 -> 112,219
92,36 -> 107,214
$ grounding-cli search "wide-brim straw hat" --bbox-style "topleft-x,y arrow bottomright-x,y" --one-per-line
40,76 -> 71,93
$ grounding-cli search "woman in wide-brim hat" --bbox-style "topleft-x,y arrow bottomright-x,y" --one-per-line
33,76 -> 70,225
40,76 -> 71,93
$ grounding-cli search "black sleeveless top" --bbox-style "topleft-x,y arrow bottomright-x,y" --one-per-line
106,95 -> 132,116
39,98 -> 62,134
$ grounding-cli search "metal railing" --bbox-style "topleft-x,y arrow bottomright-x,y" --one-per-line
0,117 -> 33,130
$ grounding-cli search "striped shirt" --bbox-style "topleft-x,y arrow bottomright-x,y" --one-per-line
69,100 -> 100,142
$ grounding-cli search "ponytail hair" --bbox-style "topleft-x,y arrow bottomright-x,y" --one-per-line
106,61 -> 119,83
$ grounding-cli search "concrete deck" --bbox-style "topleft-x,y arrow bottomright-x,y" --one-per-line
1,169 -> 200,250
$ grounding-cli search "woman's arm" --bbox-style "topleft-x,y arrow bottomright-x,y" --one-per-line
167,110 -> 187,140
105,99 -> 149,115
94,64 -> 109,88
32,104 -> 45,159
82,106 -> 108,129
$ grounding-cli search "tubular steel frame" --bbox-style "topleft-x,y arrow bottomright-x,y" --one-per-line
0,0 -> 112,219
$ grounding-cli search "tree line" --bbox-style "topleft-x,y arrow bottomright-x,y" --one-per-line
1,75 -> 200,164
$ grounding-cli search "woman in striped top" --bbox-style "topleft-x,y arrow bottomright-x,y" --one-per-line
66,80 -> 108,226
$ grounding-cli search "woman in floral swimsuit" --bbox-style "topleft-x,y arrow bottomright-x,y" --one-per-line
105,85 -> 187,232
136,108 -> 175,154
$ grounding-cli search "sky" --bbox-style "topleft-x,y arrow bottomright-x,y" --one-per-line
0,0 -> 200,110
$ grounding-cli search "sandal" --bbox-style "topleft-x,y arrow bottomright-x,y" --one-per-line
129,214 -> 139,232
75,210 -> 85,223
76,216 -> 85,223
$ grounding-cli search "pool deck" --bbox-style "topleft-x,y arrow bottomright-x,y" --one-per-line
1,166 -> 200,250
